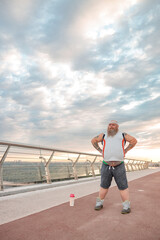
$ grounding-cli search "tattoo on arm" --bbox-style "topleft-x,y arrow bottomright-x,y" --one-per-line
125,144 -> 134,153
95,135 -> 100,139
93,142 -> 102,154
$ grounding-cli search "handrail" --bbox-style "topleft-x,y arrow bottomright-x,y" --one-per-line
0,140 -> 100,157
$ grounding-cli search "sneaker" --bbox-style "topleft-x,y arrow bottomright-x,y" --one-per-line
94,197 -> 103,210
121,200 -> 131,214
121,208 -> 131,214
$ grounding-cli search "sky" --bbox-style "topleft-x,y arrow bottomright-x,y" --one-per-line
0,0 -> 160,162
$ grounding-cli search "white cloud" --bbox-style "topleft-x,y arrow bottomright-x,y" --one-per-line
121,101 -> 140,110
0,0 -> 160,160
1,48 -> 24,75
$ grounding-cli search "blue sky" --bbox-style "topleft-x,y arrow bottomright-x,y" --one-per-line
0,0 -> 160,161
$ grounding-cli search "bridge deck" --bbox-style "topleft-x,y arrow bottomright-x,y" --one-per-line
0,169 -> 160,240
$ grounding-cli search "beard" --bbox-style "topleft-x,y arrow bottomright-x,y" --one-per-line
107,128 -> 118,137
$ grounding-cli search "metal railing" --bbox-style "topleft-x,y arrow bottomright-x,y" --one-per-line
0,140 -> 151,191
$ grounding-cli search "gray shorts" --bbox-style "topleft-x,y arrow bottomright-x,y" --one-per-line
100,162 -> 128,190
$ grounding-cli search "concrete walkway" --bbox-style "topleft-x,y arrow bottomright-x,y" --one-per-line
0,168 -> 160,240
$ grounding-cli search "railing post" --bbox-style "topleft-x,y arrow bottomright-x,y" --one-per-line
135,161 -> 138,171
136,161 -> 140,170
67,165 -> 72,178
86,157 -> 97,177
0,146 -> 10,191
72,154 -> 80,180
85,161 -> 89,176
128,160 -> 134,172
39,151 -> 54,184
140,161 -> 144,170
125,161 -> 130,172
137,161 -> 140,170
46,151 -> 54,183
86,161 -> 91,176
38,164 -> 43,181
139,161 -> 142,170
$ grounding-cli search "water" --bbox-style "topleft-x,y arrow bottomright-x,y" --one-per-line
3,161 -> 101,186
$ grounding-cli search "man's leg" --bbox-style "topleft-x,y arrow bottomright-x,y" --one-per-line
119,188 -> 129,202
95,163 -> 112,210
95,187 -> 109,210
99,187 -> 109,200
113,163 -> 131,214
119,188 -> 131,213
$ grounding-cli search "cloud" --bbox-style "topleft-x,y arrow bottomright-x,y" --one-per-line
0,0 -> 160,160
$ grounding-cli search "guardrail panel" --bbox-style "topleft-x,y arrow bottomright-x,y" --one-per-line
0,140 -> 155,191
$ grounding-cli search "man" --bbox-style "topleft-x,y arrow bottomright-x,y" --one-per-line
91,120 -> 137,214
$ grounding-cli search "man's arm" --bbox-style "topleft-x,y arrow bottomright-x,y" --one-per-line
91,133 -> 104,154
124,134 -> 137,154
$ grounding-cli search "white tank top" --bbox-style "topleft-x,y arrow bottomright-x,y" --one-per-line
103,131 -> 125,162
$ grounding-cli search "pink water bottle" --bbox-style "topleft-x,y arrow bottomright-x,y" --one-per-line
70,194 -> 75,206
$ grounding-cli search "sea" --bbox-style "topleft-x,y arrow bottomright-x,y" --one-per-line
3,161 -> 102,188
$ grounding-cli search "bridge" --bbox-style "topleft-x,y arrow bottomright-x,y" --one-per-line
0,140 -> 160,239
